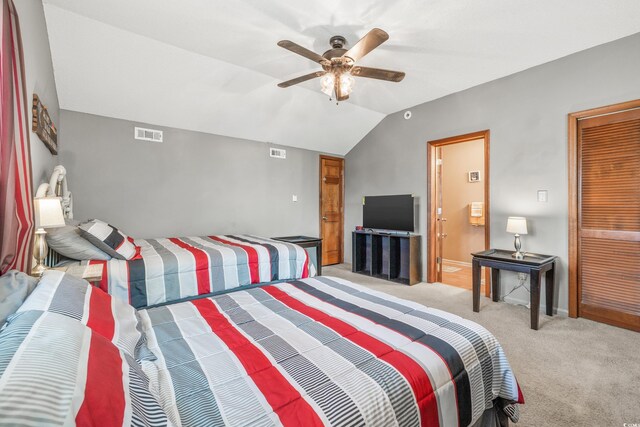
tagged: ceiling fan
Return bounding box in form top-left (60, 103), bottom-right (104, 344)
top-left (277, 28), bottom-right (405, 102)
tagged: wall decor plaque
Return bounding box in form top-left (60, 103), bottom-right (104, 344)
top-left (32, 94), bottom-right (57, 154)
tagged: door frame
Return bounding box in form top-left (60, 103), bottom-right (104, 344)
top-left (427, 130), bottom-right (491, 295)
top-left (567, 99), bottom-right (640, 318)
top-left (319, 155), bottom-right (345, 265)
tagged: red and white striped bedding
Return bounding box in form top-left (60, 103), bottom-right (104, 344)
top-left (139, 276), bottom-right (523, 427)
top-left (0, 310), bottom-right (168, 426)
top-left (88, 235), bottom-right (314, 308)
top-left (16, 269), bottom-right (152, 360)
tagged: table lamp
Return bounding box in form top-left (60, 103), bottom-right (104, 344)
top-left (32, 197), bottom-right (65, 276)
top-left (506, 216), bottom-right (528, 259)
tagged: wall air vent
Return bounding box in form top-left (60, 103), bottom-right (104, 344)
top-left (134, 127), bottom-right (163, 142)
top-left (269, 147), bottom-right (286, 159)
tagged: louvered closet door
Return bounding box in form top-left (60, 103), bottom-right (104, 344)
top-left (578, 108), bottom-right (640, 331)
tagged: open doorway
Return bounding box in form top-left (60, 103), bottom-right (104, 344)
top-left (427, 131), bottom-right (490, 294)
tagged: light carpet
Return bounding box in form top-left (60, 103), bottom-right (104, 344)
top-left (323, 264), bottom-right (640, 427)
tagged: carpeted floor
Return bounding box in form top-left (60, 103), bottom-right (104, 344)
top-left (323, 264), bottom-right (640, 427)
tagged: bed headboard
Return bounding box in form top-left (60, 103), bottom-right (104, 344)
top-left (35, 165), bottom-right (73, 219)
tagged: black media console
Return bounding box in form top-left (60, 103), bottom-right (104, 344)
top-left (352, 230), bottom-right (421, 285)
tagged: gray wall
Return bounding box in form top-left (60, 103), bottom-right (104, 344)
top-left (15, 0), bottom-right (59, 189)
top-left (345, 32), bottom-right (640, 314)
top-left (59, 111), bottom-right (327, 239)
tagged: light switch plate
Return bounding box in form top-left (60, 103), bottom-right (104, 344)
top-left (537, 190), bottom-right (548, 202)
top-left (292, 195), bottom-right (298, 202)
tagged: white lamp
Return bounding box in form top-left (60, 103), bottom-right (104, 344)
top-left (506, 216), bottom-right (528, 259)
top-left (32, 197), bottom-right (65, 275)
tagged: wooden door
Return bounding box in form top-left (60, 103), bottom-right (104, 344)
top-left (577, 108), bottom-right (640, 331)
top-left (320, 156), bottom-right (344, 266)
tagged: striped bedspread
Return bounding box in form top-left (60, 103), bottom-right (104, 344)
top-left (90, 235), bottom-right (313, 308)
top-left (0, 311), bottom-right (168, 426)
top-left (140, 276), bottom-right (523, 427)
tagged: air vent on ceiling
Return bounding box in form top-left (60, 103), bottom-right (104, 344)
top-left (134, 127), bottom-right (163, 142)
top-left (269, 147), bottom-right (286, 159)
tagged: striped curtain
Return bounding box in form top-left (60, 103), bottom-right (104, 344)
top-left (0, 0), bottom-right (34, 275)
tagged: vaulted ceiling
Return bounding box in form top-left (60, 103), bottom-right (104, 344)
top-left (43, 0), bottom-right (640, 155)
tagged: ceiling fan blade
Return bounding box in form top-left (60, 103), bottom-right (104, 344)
top-left (343, 28), bottom-right (389, 62)
top-left (277, 40), bottom-right (329, 65)
top-left (352, 66), bottom-right (405, 82)
top-left (277, 71), bottom-right (325, 88)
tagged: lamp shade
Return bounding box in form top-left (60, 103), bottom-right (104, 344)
top-left (506, 216), bottom-right (528, 235)
top-left (34, 197), bottom-right (65, 229)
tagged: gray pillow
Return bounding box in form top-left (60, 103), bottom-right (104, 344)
top-left (0, 270), bottom-right (38, 325)
top-left (46, 225), bottom-right (112, 261)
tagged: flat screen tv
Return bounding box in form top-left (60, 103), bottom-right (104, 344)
top-left (363, 194), bottom-right (414, 232)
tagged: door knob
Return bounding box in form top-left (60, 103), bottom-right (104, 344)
top-left (322, 216), bottom-right (328, 220)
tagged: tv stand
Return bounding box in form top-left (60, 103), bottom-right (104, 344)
top-left (352, 230), bottom-right (421, 285)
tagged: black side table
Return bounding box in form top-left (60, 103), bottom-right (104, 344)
top-left (272, 236), bottom-right (323, 276)
top-left (471, 249), bottom-right (557, 330)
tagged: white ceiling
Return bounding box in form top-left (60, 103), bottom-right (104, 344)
top-left (43, 0), bottom-right (640, 155)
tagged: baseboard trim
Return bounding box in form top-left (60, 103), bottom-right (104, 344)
top-left (503, 295), bottom-right (568, 317)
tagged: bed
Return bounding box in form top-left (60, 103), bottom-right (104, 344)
top-left (0, 164), bottom-right (522, 426)
top-left (87, 234), bottom-right (314, 308)
top-left (0, 270), bottom-right (523, 426)
top-left (27, 167), bottom-right (315, 309)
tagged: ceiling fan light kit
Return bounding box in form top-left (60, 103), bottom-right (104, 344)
top-left (277, 28), bottom-right (405, 103)
top-left (320, 72), bottom-right (355, 98)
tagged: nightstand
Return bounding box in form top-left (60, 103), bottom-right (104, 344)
top-left (471, 249), bottom-right (557, 330)
top-left (52, 263), bottom-right (103, 287)
top-left (272, 236), bottom-right (323, 276)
